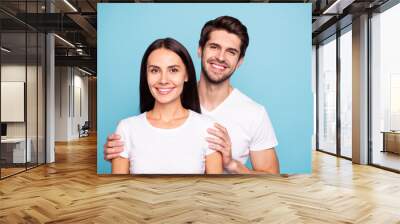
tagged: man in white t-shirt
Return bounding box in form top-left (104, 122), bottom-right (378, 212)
top-left (105, 16), bottom-right (280, 174)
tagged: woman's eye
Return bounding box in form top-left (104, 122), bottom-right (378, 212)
top-left (170, 68), bottom-right (179, 73)
top-left (150, 68), bottom-right (159, 73)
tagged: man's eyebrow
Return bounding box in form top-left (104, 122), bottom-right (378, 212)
top-left (208, 42), bottom-right (220, 47)
top-left (209, 42), bottom-right (239, 53)
top-left (227, 48), bottom-right (240, 53)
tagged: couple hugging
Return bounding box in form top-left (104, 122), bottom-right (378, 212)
top-left (104, 16), bottom-right (279, 174)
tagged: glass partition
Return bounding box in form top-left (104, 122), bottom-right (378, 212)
top-left (0, 1), bottom-right (46, 179)
top-left (1, 30), bottom-right (28, 177)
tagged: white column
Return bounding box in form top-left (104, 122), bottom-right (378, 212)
top-left (312, 45), bottom-right (317, 151)
top-left (352, 14), bottom-right (369, 164)
top-left (46, 1), bottom-right (55, 163)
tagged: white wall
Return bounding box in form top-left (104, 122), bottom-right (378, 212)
top-left (55, 67), bottom-right (89, 141)
top-left (55, 66), bottom-right (69, 141)
top-left (1, 63), bottom-right (46, 164)
top-left (72, 73), bottom-right (89, 138)
top-left (1, 65), bottom-right (41, 138)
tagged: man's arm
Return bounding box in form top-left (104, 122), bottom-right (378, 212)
top-left (249, 148), bottom-right (279, 174)
top-left (207, 123), bottom-right (280, 174)
top-left (229, 106), bottom-right (279, 174)
top-left (224, 148), bottom-right (279, 174)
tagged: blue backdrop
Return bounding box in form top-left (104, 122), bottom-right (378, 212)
top-left (97, 3), bottom-right (312, 174)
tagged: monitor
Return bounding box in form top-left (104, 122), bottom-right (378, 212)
top-left (1, 123), bottom-right (7, 137)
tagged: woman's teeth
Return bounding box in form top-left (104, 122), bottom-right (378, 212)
top-left (157, 88), bottom-right (173, 95)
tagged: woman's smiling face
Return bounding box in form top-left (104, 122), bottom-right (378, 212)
top-left (146, 48), bottom-right (188, 105)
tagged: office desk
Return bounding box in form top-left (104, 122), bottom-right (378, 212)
top-left (382, 131), bottom-right (400, 154)
top-left (1, 138), bottom-right (31, 163)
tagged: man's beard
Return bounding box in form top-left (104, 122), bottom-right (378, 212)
top-left (201, 61), bottom-right (234, 85)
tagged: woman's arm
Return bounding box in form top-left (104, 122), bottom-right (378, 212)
top-left (112, 157), bottom-right (130, 174)
top-left (205, 152), bottom-right (223, 174)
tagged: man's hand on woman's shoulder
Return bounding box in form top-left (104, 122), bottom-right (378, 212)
top-left (103, 134), bottom-right (124, 161)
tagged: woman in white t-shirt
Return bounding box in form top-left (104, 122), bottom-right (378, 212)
top-left (112, 38), bottom-right (223, 174)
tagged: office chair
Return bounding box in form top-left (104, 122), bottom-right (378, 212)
top-left (78, 121), bottom-right (90, 138)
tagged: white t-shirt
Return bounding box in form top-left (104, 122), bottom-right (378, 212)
top-left (115, 110), bottom-right (216, 174)
top-left (201, 88), bottom-right (278, 165)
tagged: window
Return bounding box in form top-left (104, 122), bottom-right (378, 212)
top-left (339, 28), bottom-right (352, 158)
top-left (318, 36), bottom-right (337, 154)
top-left (371, 2), bottom-right (400, 171)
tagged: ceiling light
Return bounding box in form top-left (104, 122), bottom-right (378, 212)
top-left (76, 48), bottom-right (84, 55)
top-left (322, 0), bottom-right (355, 15)
top-left (1, 47), bottom-right (11, 53)
top-left (78, 67), bottom-right (93, 76)
top-left (54, 34), bottom-right (75, 48)
top-left (63, 0), bottom-right (78, 12)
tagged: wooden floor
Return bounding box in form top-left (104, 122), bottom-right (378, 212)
top-left (1, 163), bottom-right (44, 178)
top-left (373, 150), bottom-right (400, 171)
top-left (1, 167), bottom-right (26, 178)
top-left (1, 135), bottom-right (400, 223)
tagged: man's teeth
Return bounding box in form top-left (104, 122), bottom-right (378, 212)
top-left (212, 64), bottom-right (225, 70)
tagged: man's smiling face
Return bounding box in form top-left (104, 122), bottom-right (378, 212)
top-left (198, 29), bottom-right (243, 84)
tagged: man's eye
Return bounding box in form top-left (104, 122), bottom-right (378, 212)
top-left (210, 45), bottom-right (217, 49)
top-left (228, 51), bottom-right (236, 56)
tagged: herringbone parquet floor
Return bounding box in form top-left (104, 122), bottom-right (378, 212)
top-left (1, 134), bottom-right (400, 223)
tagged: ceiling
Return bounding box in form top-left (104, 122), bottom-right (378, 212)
top-left (0, 0), bottom-right (392, 75)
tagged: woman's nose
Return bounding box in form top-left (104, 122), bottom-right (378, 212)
top-left (159, 72), bottom-right (168, 84)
